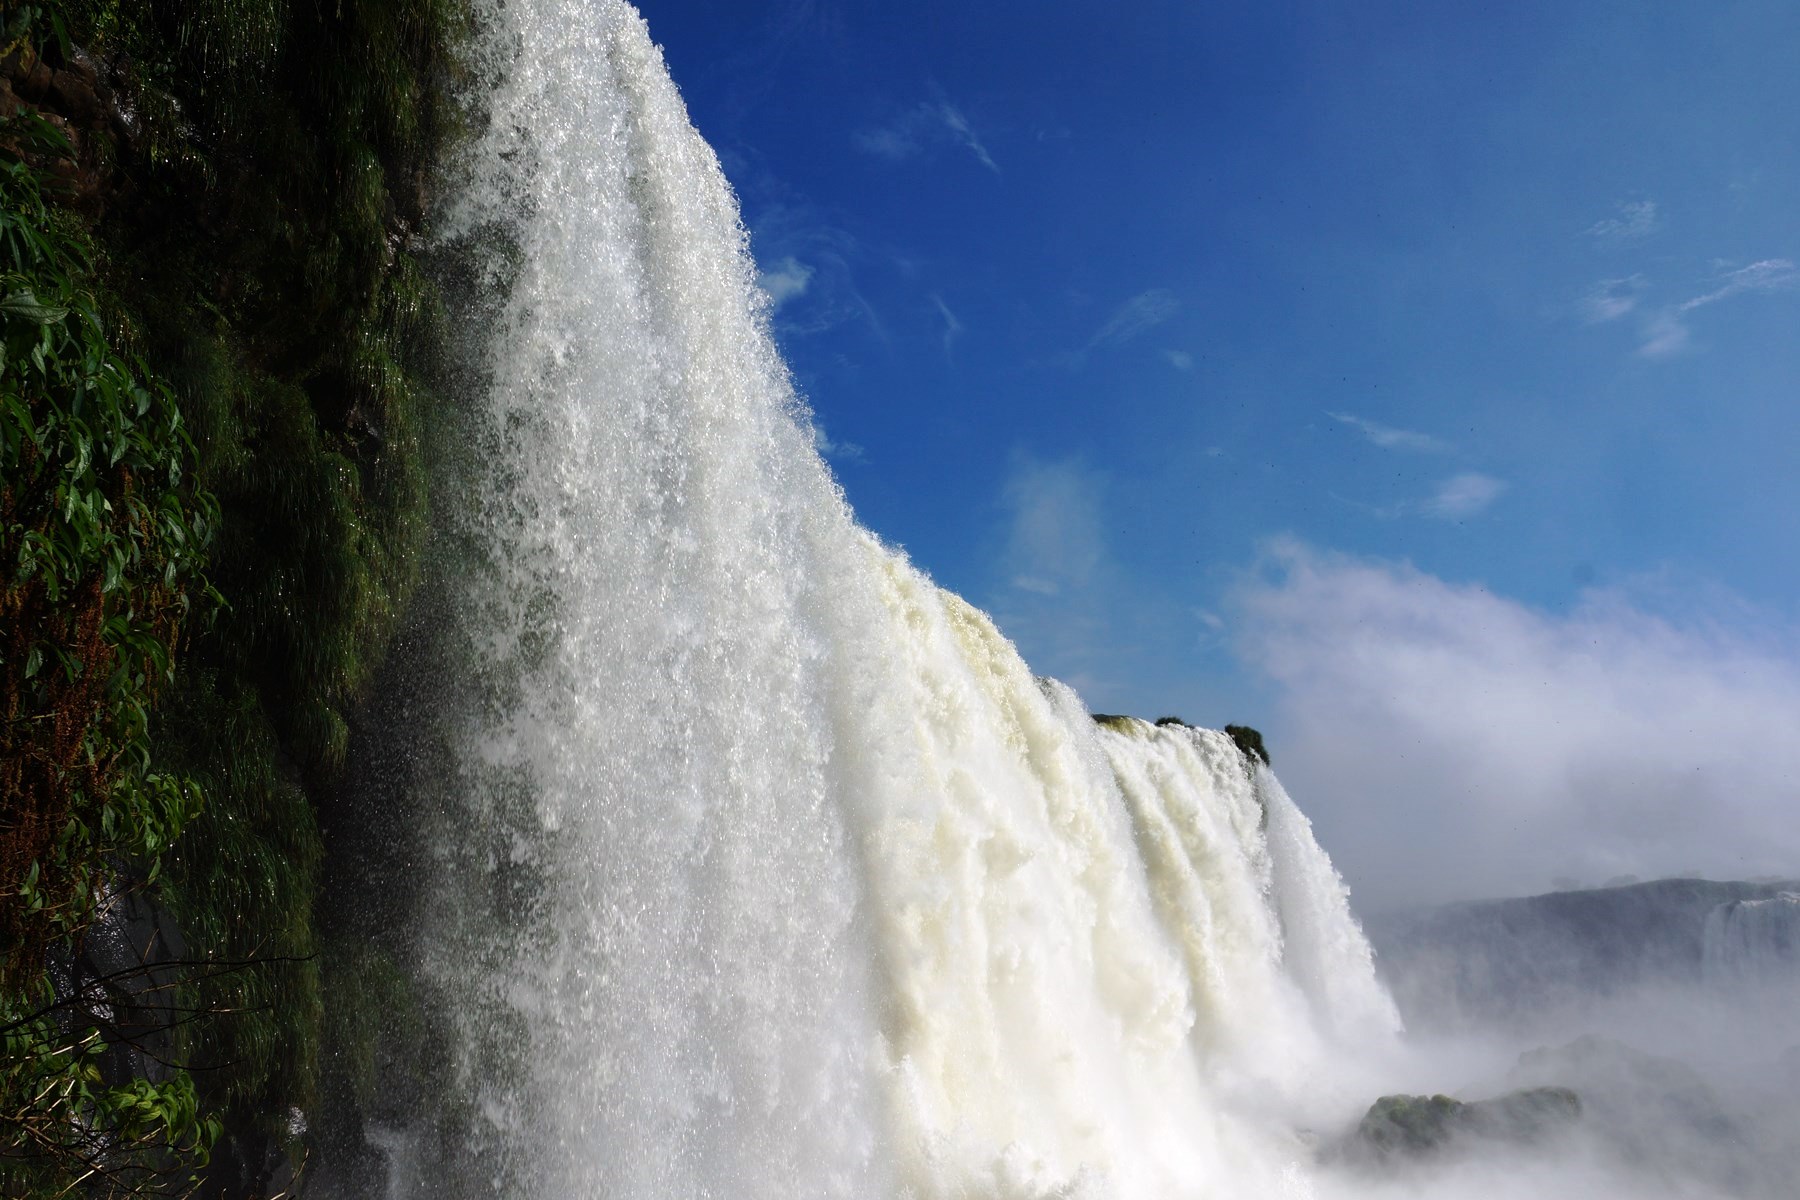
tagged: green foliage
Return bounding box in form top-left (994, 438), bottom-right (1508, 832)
top-left (0, 111), bottom-right (217, 1197)
top-left (1, 0), bottom-right (468, 1186)
top-left (156, 675), bottom-right (321, 1120)
top-left (1, 989), bottom-right (221, 1197)
top-left (1224, 723), bottom-right (1270, 767)
top-left (0, 115), bottom-right (214, 988)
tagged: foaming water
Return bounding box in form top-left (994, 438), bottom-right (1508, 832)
top-left (412, 2), bottom-right (1399, 1196)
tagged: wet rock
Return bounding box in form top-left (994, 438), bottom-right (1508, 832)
top-left (1336, 1086), bottom-right (1582, 1165)
top-left (48, 68), bottom-right (104, 124)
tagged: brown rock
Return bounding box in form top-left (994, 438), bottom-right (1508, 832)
top-left (1, 46), bottom-right (34, 83)
top-left (17, 59), bottom-right (52, 103)
top-left (61, 50), bottom-right (100, 90)
top-left (48, 70), bottom-right (103, 125)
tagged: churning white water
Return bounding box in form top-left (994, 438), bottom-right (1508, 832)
top-left (417, 2), bottom-right (1399, 1196)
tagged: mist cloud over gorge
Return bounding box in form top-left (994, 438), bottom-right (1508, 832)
top-left (1233, 542), bottom-right (1800, 910)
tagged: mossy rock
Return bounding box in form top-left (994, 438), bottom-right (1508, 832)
top-left (1090, 713), bottom-right (1144, 736)
top-left (1224, 723), bottom-right (1270, 767)
top-left (1340, 1087), bottom-right (1582, 1166)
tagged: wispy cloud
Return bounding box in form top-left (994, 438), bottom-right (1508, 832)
top-left (1327, 411), bottom-right (1451, 454)
top-left (811, 422), bottom-right (866, 463)
top-left (1637, 258), bottom-right (1797, 358)
top-left (1579, 275), bottom-right (1646, 324)
top-left (749, 202), bottom-right (888, 341)
top-left (1586, 199), bottom-right (1661, 243)
top-left (1422, 472), bottom-right (1507, 519)
top-left (757, 256), bottom-right (815, 309)
top-left (1346, 472), bottom-right (1508, 521)
top-left (1235, 542), bottom-right (1800, 907)
top-left (1088, 289), bottom-right (1179, 351)
top-left (1677, 257), bottom-right (1797, 311)
top-left (933, 101), bottom-right (999, 174)
top-left (930, 293), bottom-right (964, 357)
top-left (1049, 289), bottom-right (1180, 370)
top-left (855, 94), bottom-right (1000, 174)
top-left (1001, 455), bottom-right (1105, 596)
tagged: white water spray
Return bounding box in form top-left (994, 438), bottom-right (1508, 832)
top-left (415, 2), bottom-right (1398, 1196)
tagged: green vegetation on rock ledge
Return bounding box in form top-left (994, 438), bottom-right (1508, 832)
top-left (1225, 723), bottom-right (1269, 767)
top-left (1, 0), bottom-right (469, 1191)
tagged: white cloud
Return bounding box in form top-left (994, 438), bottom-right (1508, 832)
top-left (855, 95), bottom-right (1000, 174)
top-left (757, 256), bottom-right (815, 308)
top-left (931, 293), bottom-right (964, 356)
top-left (1011, 575), bottom-right (1061, 596)
top-left (1579, 275), bottom-right (1646, 324)
top-left (1002, 455), bottom-right (1104, 592)
top-left (750, 204), bottom-right (887, 340)
top-left (1636, 258), bottom-right (1796, 359)
top-left (1586, 199), bottom-right (1661, 243)
top-left (1636, 310), bottom-right (1691, 359)
top-left (1677, 257), bottom-right (1797, 312)
top-left (932, 101), bottom-right (999, 174)
top-left (1163, 349), bottom-right (1195, 371)
top-left (854, 125), bottom-right (919, 161)
top-left (811, 422), bottom-right (866, 463)
top-left (1328, 411), bottom-right (1451, 454)
top-left (1234, 542), bottom-right (1800, 909)
top-left (1421, 472), bottom-right (1506, 519)
top-left (1088, 288), bottom-right (1179, 351)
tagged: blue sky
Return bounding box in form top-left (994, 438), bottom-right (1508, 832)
top-left (641, 0), bottom-right (1800, 903)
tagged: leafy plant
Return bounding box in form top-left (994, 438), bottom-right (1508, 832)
top-left (0, 109), bottom-right (219, 1197)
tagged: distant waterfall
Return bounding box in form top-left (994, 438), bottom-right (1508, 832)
top-left (1703, 893), bottom-right (1800, 984)
top-left (412, 2), bottom-right (1398, 1196)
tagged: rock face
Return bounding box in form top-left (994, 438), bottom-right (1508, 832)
top-left (0, 43), bottom-right (127, 217)
top-left (1336, 1087), bottom-right (1581, 1166)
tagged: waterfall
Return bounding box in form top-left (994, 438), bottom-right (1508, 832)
top-left (408, 2), bottom-right (1398, 1196)
top-left (1702, 893), bottom-right (1800, 985)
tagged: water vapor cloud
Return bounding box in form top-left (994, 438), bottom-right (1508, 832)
top-left (1638, 258), bottom-right (1797, 359)
top-left (757, 255), bottom-right (815, 308)
top-left (855, 93), bottom-right (1000, 174)
top-left (1328, 411), bottom-right (1451, 454)
top-left (1235, 542), bottom-right (1800, 910)
top-left (1586, 199), bottom-right (1661, 244)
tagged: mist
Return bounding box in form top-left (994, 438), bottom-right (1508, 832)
top-left (1233, 539), bottom-right (1800, 911)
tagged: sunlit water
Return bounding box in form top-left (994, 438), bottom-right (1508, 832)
top-left (388, 3), bottom-right (1768, 1198)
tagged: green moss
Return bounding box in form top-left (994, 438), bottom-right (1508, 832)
top-left (1224, 723), bottom-right (1270, 767)
top-left (0, 0), bottom-right (471, 1175)
top-left (1090, 713), bottom-right (1147, 736)
top-left (1344, 1087), bottom-right (1582, 1164)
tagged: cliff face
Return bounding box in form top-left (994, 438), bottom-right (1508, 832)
top-left (1367, 877), bottom-right (1800, 1031)
top-left (0, 4), bottom-right (466, 1193)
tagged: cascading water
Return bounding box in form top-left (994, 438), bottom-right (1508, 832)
top-left (408, 2), bottom-right (1399, 1196)
top-left (1702, 893), bottom-right (1800, 985)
